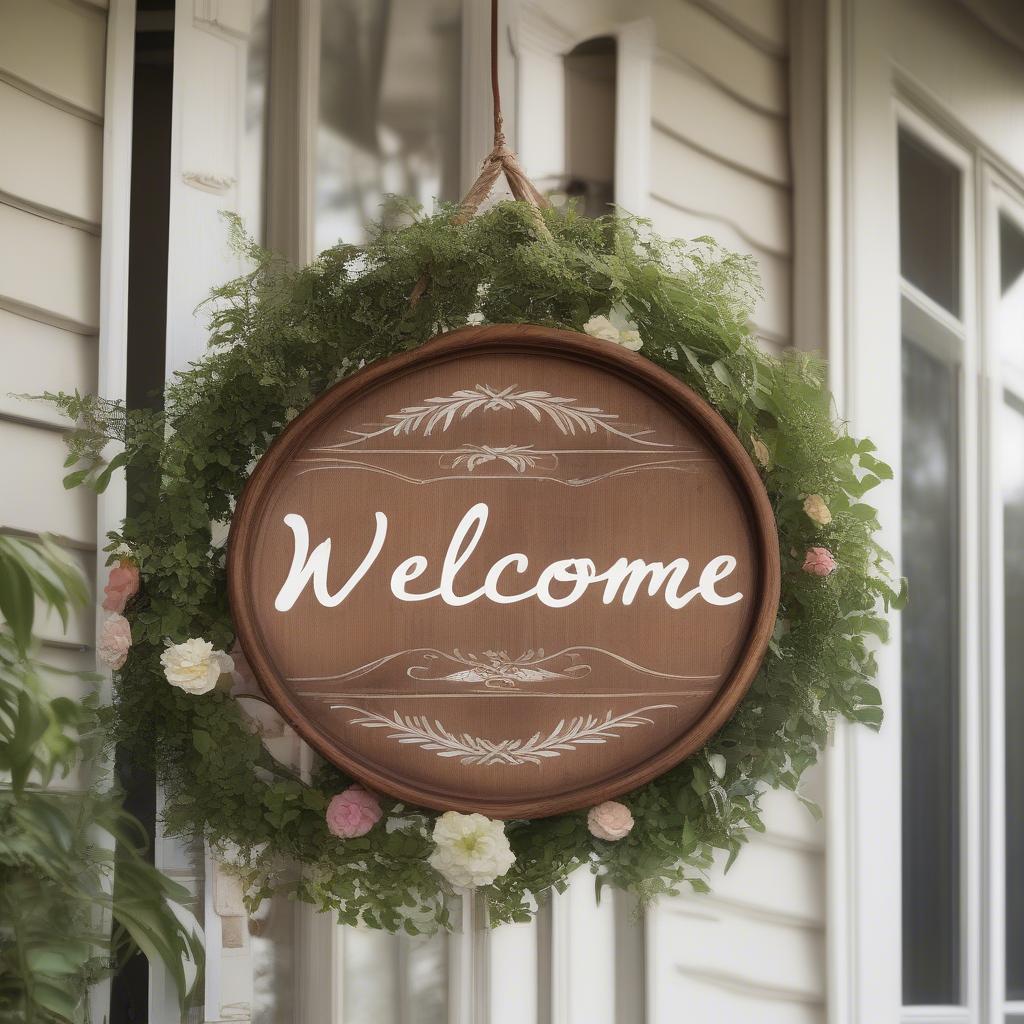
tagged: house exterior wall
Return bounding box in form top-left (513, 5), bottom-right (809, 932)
top-left (0, 0), bottom-right (108, 754)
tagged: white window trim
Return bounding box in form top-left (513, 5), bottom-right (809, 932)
top-left (894, 96), bottom-right (982, 1024)
top-left (824, 4), bottom-right (904, 1022)
top-left (981, 170), bottom-right (1024, 1024)
top-left (92, 0), bottom-right (139, 1020)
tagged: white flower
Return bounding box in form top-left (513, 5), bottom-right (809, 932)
top-left (583, 314), bottom-right (643, 351)
top-left (583, 314), bottom-right (620, 343)
top-left (708, 753), bottom-right (727, 779)
top-left (428, 811), bottom-right (515, 888)
top-left (161, 638), bottom-right (233, 695)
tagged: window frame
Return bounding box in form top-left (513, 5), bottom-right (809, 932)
top-left (893, 97), bottom-right (1024, 1024)
top-left (981, 170), bottom-right (1024, 1024)
top-left (895, 100), bottom-right (981, 1024)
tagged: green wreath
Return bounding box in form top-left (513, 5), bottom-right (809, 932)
top-left (48, 201), bottom-right (904, 932)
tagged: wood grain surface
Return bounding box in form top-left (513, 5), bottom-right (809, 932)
top-left (227, 325), bottom-right (780, 817)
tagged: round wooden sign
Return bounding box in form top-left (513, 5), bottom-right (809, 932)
top-left (228, 325), bottom-right (779, 818)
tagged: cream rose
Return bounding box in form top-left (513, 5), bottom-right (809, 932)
top-left (587, 800), bottom-right (634, 841)
top-left (803, 493), bottom-right (832, 526)
top-left (583, 314), bottom-right (643, 351)
top-left (428, 811), bottom-right (515, 888)
top-left (161, 638), bottom-right (234, 695)
top-left (583, 314), bottom-right (619, 342)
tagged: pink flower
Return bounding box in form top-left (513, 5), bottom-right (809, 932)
top-left (802, 546), bottom-right (837, 577)
top-left (102, 560), bottom-right (140, 613)
top-left (98, 613), bottom-right (132, 670)
top-left (325, 785), bottom-right (382, 839)
top-left (587, 800), bottom-right (634, 841)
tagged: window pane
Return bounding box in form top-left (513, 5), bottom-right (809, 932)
top-left (316, 0), bottom-right (462, 252)
top-left (1005, 400), bottom-right (1024, 1000)
top-left (564, 37), bottom-right (616, 217)
top-left (901, 339), bottom-right (961, 1004)
top-left (999, 215), bottom-right (1024, 370)
top-left (898, 130), bottom-right (962, 316)
top-left (343, 927), bottom-right (448, 1024)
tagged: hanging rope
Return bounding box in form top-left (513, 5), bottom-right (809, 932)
top-left (410, 0), bottom-right (550, 306)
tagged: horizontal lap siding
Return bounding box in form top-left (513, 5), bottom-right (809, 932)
top-left (647, 0), bottom-right (792, 352)
top-left (650, 783), bottom-right (828, 1024)
top-left (0, 205), bottom-right (101, 330)
top-left (0, 81), bottom-right (103, 226)
top-left (645, 3), bottom-right (825, 1021)
top-left (0, 1), bottom-right (106, 663)
top-left (0, 0), bottom-right (106, 118)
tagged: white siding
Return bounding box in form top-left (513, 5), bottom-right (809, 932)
top-left (0, 3), bottom-right (107, 685)
top-left (646, 3), bottom-right (792, 351)
top-left (0, 0), bottom-right (107, 118)
top-left (641, 7), bottom-right (826, 1021)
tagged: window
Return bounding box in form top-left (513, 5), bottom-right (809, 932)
top-left (562, 37), bottom-right (616, 216)
top-left (999, 209), bottom-right (1024, 1015)
top-left (899, 131), bottom-right (962, 316)
top-left (896, 111), bottom-right (1024, 1024)
top-left (898, 124), bottom-right (965, 1007)
top-left (313, 4), bottom-right (463, 1016)
top-left (316, 0), bottom-right (462, 252)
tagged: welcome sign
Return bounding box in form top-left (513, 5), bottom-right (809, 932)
top-left (228, 325), bottom-right (780, 817)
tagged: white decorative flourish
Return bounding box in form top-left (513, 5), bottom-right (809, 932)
top-left (294, 457), bottom-right (707, 487)
top-left (408, 649), bottom-right (589, 689)
top-left (289, 645), bottom-right (709, 686)
top-left (333, 704), bottom-right (676, 766)
top-left (441, 444), bottom-right (551, 473)
top-left (318, 384), bottom-right (670, 448)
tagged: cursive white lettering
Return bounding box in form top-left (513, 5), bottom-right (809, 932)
top-left (275, 505), bottom-right (744, 612)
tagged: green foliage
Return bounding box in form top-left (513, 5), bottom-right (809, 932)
top-left (0, 536), bottom-right (202, 1022)
top-left (44, 202), bottom-right (904, 932)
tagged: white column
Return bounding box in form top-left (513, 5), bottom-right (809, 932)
top-left (89, 0), bottom-right (136, 1020)
top-left (613, 18), bottom-right (654, 218)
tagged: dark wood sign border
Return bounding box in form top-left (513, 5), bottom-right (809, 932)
top-left (227, 324), bottom-right (781, 818)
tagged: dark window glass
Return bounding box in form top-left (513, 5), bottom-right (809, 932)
top-left (1002, 217), bottom-right (1024, 1002)
top-left (901, 339), bottom-right (961, 1004)
top-left (898, 130), bottom-right (962, 316)
top-left (1000, 215), bottom-right (1024, 370)
top-left (1004, 400), bottom-right (1024, 999)
top-left (564, 37), bottom-right (616, 217)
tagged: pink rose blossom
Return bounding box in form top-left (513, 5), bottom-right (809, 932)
top-left (102, 560), bottom-right (140, 613)
top-left (587, 800), bottom-right (634, 841)
top-left (98, 613), bottom-right (132, 670)
top-left (802, 546), bottom-right (837, 577)
top-left (326, 785), bottom-right (383, 839)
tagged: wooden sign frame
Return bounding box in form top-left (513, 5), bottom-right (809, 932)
top-left (228, 324), bottom-right (780, 817)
